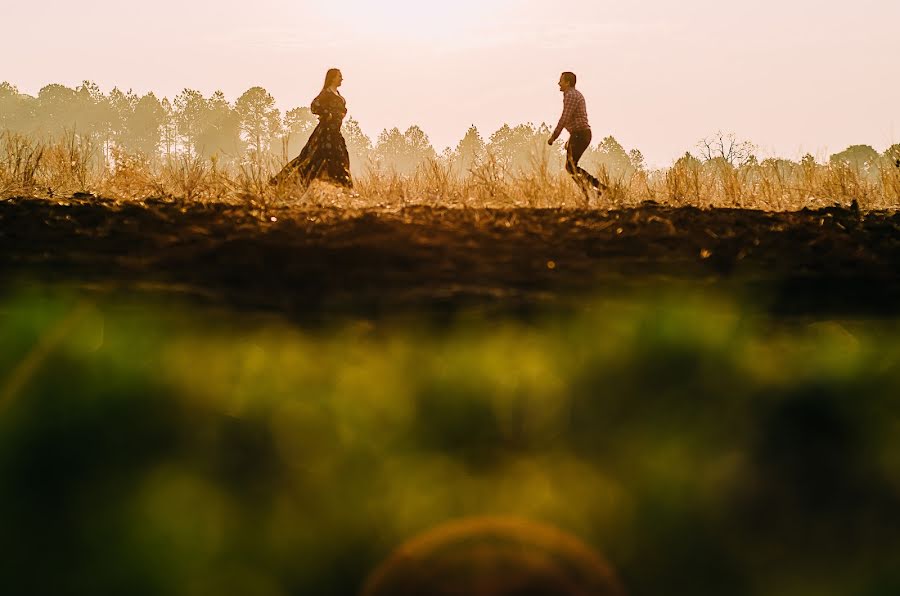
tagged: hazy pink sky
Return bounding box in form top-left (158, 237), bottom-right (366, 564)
top-left (5, 0), bottom-right (899, 165)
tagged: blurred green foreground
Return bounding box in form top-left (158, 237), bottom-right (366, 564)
top-left (1, 289), bottom-right (899, 596)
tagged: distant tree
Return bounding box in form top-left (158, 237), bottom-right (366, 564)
top-left (197, 90), bottom-right (242, 160)
top-left (342, 116), bottom-right (373, 175)
top-left (160, 97), bottom-right (177, 157)
top-left (0, 82), bottom-right (34, 132)
top-left (582, 136), bottom-right (634, 178)
top-left (73, 81), bottom-right (114, 144)
top-left (455, 125), bottom-right (486, 173)
top-left (173, 89), bottom-right (207, 156)
top-left (37, 84), bottom-right (78, 137)
top-left (596, 136), bottom-right (629, 160)
top-left (698, 131), bottom-right (756, 167)
top-left (0, 82), bottom-right (18, 103)
top-left (674, 151), bottom-right (702, 169)
top-left (235, 86), bottom-right (281, 157)
top-left (374, 125), bottom-right (435, 175)
top-left (487, 123), bottom-right (555, 172)
top-left (628, 148), bottom-right (645, 171)
top-left (829, 144), bottom-right (879, 170)
top-left (107, 87), bottom-right (137, 152)
top-left (172, 90), bottom-right (243, 159)
top-left (124, 93), bottom-right (166, 157)
top-left (404, 125), bottom-right (436, 162)
top-left (375, 127), bottom-right (404, 152)
top-left (374, 127), bottom-right (407, 173)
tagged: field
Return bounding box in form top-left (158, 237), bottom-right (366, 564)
top-left (3, 190), bottom-right (900, 595)
top-left (1, 195), bottom-right (900, 318)
top-left (2, 129), bottom-right (900, 596)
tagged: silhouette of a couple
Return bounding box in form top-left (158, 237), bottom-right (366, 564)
top-left (273, 69), bottom-right (606, 199)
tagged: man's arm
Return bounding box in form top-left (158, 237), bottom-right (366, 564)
top-left (548, 91), bottom-right (574, 144)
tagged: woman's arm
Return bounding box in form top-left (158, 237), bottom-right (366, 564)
top-left (311, 92), bottom-right (346, 120)
top-left (311, 94), bottom-right (326, 117)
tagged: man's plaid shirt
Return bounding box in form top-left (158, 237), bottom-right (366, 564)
top-left (550, 88), bottom-right (591, 142)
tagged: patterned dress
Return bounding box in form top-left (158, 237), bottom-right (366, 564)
top-left (273, 90), bottom-right (353, 188)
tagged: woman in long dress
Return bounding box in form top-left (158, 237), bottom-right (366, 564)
top-left (272, 68), bottom-right (353, 188)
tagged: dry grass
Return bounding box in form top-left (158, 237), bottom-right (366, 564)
top-left (44, 130), bottom-right (102, 195)
top-left (0, 133), bottom-right (44, 196)
top-left (2, 131), bottom-right (898, 211)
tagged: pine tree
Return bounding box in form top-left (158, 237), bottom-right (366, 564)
top-left (127, 93), bottom-right (166, 157)
top-left (342, 117), bottom-right (372, 174)
top-left (173, 89), bottom-right (207, 156)
top-left (455, 125), bottom-right (485, 172)
top-left (160, 98), bottom-right (176, 157)
top-left (37, 84), bottom-right (78, 137)
top-left (197, 91), bottom-right (242, 160)
top-left (0, 82), bottom-right (35, 133)
top-left (235, 86), bottom-right (281, 158)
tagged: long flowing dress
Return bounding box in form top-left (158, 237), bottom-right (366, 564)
top-left (272, 90), bottom-right (353, 188)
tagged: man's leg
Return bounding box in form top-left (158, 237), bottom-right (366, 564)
top-left (566, 130), bottom-right (604, 193)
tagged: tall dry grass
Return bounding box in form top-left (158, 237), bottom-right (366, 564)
top-left (2, 131), bottom-right (898, 211)
top-left (0, 133), bottom-right (44, 196)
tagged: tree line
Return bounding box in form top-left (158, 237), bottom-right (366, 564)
top-left (0, 81), bottom-right (651, 177)
top-left (2, 81), bottom-right (896, 179)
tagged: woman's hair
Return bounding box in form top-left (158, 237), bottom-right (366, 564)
top-left (322, 68), bottom-right (342, 91)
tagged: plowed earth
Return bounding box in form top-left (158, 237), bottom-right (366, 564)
top-left (1, 197), bottom-right (898, 319)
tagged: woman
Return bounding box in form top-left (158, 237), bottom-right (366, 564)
top-left (272, 68), bottom-right (353, 188)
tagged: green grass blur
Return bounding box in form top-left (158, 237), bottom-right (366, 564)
top-left (1, 289), bottom-right (899, 596)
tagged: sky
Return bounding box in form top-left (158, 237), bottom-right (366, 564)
top-left (3, 0), bottom-right (899, 166)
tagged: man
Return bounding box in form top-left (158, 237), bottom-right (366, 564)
top-left (548, 72), bottom-right (605, 198)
